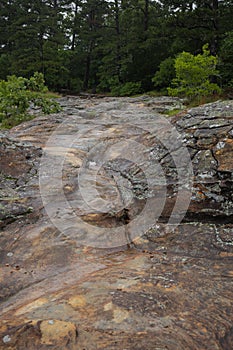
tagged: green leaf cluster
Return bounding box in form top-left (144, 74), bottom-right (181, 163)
top-left (110, 81), bottom-right (142, 96)
top-left (168, 45), bottom-right (221, 101)
top-left (152, 57), bottom-right (176, 90)
top-left (0, 73), bottom-right (61, 128)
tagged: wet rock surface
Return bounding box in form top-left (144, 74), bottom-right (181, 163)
top-left (0, 96), bottom-right (233, 349)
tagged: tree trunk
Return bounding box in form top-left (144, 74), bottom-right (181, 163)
top-left (144, 0), bottom-right (149, 32)
top-left (83, 41), bottom-right (94, 90)
top-left (115, 0), bottom-right (122, 82)
top-left (210, 0), bottom-right (219, 56)
top-left (71, 2), bottom-right (79, 51)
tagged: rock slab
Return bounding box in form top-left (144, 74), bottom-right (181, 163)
top-left (0, 96), bottom-right (232, 349)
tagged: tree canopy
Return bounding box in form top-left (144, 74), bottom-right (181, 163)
top-left (0, 0), bottom-right (233, 94)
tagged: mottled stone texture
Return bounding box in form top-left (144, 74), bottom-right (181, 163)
top-left (0, 134), bottom-right (42, 228)
top-left (0, 96), bottom-right (232, 350)
top-left (173, 101), bottom-right (233, 221)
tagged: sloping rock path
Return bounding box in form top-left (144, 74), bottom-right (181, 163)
top-left (0, 96), bottom-right (233, 349)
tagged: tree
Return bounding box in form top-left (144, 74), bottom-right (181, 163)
top-left (0, 0), bottom-right (67, 89)
top-left (97, 0), bottom-right (167, 92)
top-left (0, 0), bottom-right (233, 93)
top-left (96, 0), bottom-right (130, 92)
top-left (219, 30), bottom-right (233, 87)
top-left (159, 0), bottom-right (233, 56)
top-left (168, 44), bottom-right (221, 100)
top-left (79, 0), bottom-right (108, 90)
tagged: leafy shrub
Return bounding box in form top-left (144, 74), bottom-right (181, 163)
top-left (97, 75), bottom-right (141, 96)
top-left (152, 57), bottom-right (175, 89)
top-left (108, 76), bottom-right (121, 96)
top-left (109, 80), bottom-right (141, 96)
top-left (0, 73), bottom-right (61, 128)
top-left (26, 72), bottom-right (48, 92)
top-left (168, 44), bottom-right (221, 101)
top-left (118, 82), bottom-right (142, 96)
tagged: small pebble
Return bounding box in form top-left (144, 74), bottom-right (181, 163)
top-left (48, 320), bottom-right (54, 325)
top-left (7, 252), bottom-right (13, 257)
top-left (3, 335), bottom-right (11, 343)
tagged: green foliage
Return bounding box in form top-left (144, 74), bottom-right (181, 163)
top-left (168, 45), bottom-right (221, 101)
top-left (219, 31), bottom-right (233, 88)
top-left (97, 76), bottom-right (119, 94)
top-left (1, 1), bottom-right (233, 93)
top-left (118, 82), bottom-right (142, 96)
top-left (110, 81), bottom-right (142, 97)
top-left (0, 73), bottom-right (61, 128)
top-left (97, 75), bottom-right (142, 96)
top-left (26, 72), bottom-right (48, 93)
top-left (0, 54), bottom-right (10, 80)
top-left (152, 57), bottom-right (175, 89)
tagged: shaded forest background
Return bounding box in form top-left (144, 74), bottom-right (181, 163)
top-left (1, 0), bottom-right (233, 94)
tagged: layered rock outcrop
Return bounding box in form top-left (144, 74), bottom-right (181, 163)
top-left (0, 96), bottom-right (232, 350)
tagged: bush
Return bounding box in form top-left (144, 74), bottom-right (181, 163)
top-left (0, 73), bottom-right (61, 128)
top-left (168, 44), bottom-right (221, 102)
top-left (97, 75), bottom-right (142, 96)
top-left (26, 71), bottom-right (48, 92)
top-left (118, 82), bottom-right (142, 96)
top-left (152, 57), bottom-right (176, 90)
top-left (109, 80), bottom-right (141, 96)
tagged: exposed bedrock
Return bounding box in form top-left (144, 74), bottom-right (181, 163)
top-left (0, 96), bottom-right (232, 350)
